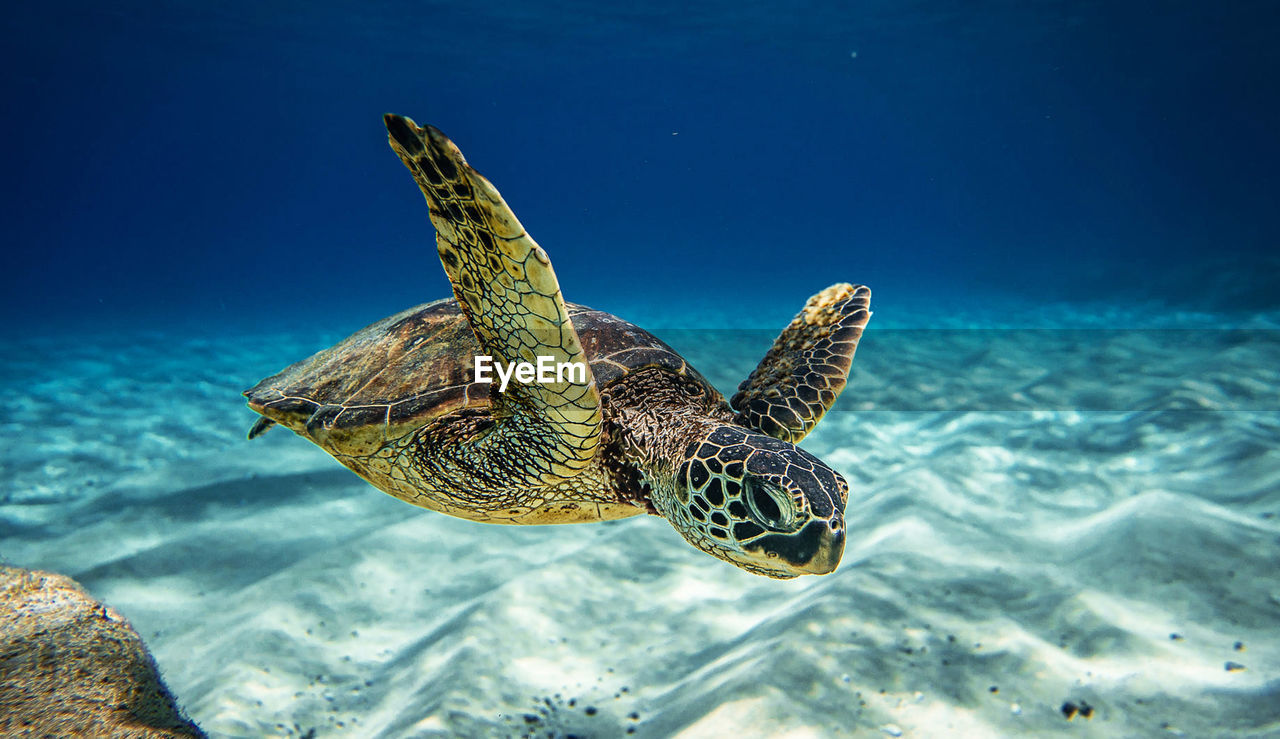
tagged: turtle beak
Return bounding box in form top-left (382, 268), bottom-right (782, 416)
top-left (745, 519), bottom-right (845, 575)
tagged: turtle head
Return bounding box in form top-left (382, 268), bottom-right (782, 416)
top-left (662, 424), bottom-right (849, 578)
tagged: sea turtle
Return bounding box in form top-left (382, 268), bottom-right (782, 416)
top-left (244, 114), bottom-right (871, 578)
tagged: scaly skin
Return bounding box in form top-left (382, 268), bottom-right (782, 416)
top-left (385, 114), bottom-right (601, 487)
top-left (732, 283), bottom-right (872, 443)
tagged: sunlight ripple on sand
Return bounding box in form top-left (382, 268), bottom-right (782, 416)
top-left (1, 305), bottom-right (1277, 736)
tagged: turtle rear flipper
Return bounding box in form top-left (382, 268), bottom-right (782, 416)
top-left (731, 284), bottom-right (871, 443)
top-left (384, 114), bottom-right (601, 486)
top-left (247, 416), bottom-right (276, 439)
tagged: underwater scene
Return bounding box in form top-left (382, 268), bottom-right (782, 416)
top-left (2, 1), bottom-right (1278, 737)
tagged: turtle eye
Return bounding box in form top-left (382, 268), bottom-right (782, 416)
top-left (745, 476), bottom-right (798, 532)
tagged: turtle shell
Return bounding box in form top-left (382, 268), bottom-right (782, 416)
top-left (244, 299), bottom-right (719, 456)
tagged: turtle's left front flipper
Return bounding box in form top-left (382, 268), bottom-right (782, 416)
top-left (731, 284), bottom-right (871, 443)
top-left (384, 114), bottom-right (601, 488)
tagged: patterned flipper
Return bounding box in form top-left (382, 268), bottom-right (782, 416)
top-left (731, 284), bottom-right (871, 443)
top-left (385, 114), bottom-right (601, 484)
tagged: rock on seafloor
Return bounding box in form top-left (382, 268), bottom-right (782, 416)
top-left (0, 566), bottom-right (205, 738)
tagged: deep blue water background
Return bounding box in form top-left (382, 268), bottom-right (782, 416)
top-left (4, 1), bottom-right (1279, 334)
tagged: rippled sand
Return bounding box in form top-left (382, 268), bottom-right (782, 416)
top-left (2, 300), bottom-right (1277, 737)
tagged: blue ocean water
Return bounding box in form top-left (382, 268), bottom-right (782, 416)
top-left (4, 1), bottom-right (1279, 333)
top-left (3, 3), bottom-right (1280, 737)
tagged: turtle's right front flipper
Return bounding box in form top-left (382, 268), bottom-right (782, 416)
top-left (384, 114), bottom-right (601, 490)
top-left (731, 283), bottom-right (871, 443)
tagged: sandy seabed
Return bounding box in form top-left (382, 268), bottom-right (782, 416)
top-left (2, 299), bottom-right (1278, 738)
